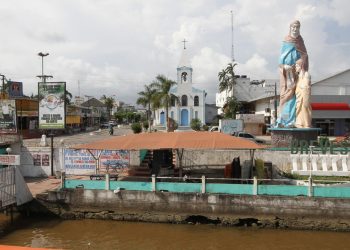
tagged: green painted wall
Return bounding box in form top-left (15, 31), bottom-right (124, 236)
top-left (258, 185), bottom-right (308, 196)
top-left (64, 179), bottom-right (350, 199)
top-left (206, 183), bottom-right (253, 195)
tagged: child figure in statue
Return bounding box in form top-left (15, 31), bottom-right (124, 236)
top-left (295, 61), bottom-right (312, 128)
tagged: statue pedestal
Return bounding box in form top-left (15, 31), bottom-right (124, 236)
top-left (268, 128), bottom-right (321, 148)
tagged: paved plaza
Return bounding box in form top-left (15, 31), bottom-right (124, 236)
top-left (22, 127), bottom-right (133, 147)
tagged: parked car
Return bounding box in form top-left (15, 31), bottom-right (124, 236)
top-left (100, 122), bottom-right (110, 129)
top-left (109, 120), bottom-right (118, 127)
top-left (234, 132), bottom-right (265, 144)
top-left (209, 126), bottom-right (220, 132)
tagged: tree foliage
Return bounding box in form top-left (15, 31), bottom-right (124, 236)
top-left (218, 62), bottom-right (238, 93)
top-left (150, 74), bottom-right (177, 131)
top-left (137, 84), bottom-right (157, 132)
top-left (222, 96), bottom-right (241, 119)
top-left (100, 95), bottom-right (115, 120)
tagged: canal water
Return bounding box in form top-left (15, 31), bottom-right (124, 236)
top-left (0, 215), bottom-right (349, 250)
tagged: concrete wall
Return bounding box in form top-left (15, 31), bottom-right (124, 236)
top-left (180, 149), bottom-right (292, 173)
top-left (40, 189), bottom-right (350, 222)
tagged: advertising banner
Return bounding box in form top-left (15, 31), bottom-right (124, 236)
top-left (99, 150), bottom-right (130, 172)
top-left (63, 149), bottom-right (130, 175)
top-left (8, 81), bottom-right (23, 98)
top-left (0, 99), bottom-right (17, 133)
top-left (38, 82), bottom-right (66, 129)
top-left (64, 149), bottom-right (98, 175)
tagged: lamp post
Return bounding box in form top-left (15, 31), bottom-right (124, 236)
top-left (6, 147), bottom-right (12, 168)
top-left (37, 52), bottom-right (54, 176)
top-left (37, 52), bottom-right (52, 83)
top-left (59, 139), bottom-right (65, 175)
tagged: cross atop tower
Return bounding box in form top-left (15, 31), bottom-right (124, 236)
top-left (182, 39), bottom-right (188, 50)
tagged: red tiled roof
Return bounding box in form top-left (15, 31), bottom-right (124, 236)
top-left (71, 131), bottom-right (265, 151)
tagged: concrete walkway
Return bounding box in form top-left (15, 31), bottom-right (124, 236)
top-left (25, 177), bottom-right (62, 197)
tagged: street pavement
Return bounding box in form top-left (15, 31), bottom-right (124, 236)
top-left (23, 127), bottom-right (133, 147)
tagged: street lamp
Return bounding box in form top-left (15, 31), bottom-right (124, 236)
top-left (6, 147), bottom-right (12, 167)
top-left (37, 52), bottom-right (52, 83)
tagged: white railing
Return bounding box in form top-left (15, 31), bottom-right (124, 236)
top-left (291, 153), bottom-right (350, 176)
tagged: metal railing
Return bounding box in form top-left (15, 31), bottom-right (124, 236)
top-left (0, 166), bottom-right (16, 209)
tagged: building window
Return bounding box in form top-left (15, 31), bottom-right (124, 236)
top-left (171, 96), bottom-right (176, 107)
top-left (170, 111), bottom-right (174, 119)
top-left (195, 111), bottom-right (198, 119)
top-left (181, 95), bottom-right (188, 106)
top-left (194, 96), bottom-right (199, 106)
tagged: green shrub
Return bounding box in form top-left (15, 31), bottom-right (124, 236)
top-left (143, 121), bottom-right (149, 130)
top-left (190, 118), bottom-right (201, 131)
top-left (131, 123), bottom-right (142, 134)
top-left (202, 124), bottom-right (209, 131)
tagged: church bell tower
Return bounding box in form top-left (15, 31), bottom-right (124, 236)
top-left (177, 39), bottom-right (193, 85)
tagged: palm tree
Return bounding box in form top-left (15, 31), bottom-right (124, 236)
top-left (137, 84), bottom-right (157, 132)
top-left (65, 89), bottom-right (73, 105)
top-left (218, 62), bottom-right (238, 93)
top-left (218, 62), bottom-right (240, 118)
top-left (150, 74), bottom-right (177, 132)
top-left (100, 95), bottom-right (115, 121)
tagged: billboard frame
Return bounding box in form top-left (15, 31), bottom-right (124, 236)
top-left (38, 82), bottom-right (66, 130)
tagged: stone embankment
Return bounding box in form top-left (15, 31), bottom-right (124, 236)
top-left (23, 189), bottom-right (350, 232)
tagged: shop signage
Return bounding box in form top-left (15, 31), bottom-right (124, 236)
top-left (0, 155), bottom-right (20, 165)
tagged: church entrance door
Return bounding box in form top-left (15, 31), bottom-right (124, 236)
top-left (160, 111), bottom-right (165, 125)
top-left (181, 109), bottom-right (189, 126)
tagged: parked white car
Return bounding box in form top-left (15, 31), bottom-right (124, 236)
top-left (234, 132), bottom-right (265, 144)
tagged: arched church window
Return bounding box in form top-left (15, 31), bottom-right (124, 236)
top-left (171, 96), bottom-right (176, 107)
top-left (194, 96), bottom-right (199, 106)
top-left (181, 95), bottom-right (188, 107)
top-left (181, 72), bottom-right (187, 83)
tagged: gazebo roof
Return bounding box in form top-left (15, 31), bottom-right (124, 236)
top-left (71, 131), bottom-right (265, 151)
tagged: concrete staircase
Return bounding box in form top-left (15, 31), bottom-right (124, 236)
top-left (127, 150), bottom-right (153, 177)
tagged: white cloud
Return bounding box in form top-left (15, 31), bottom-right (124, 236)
top-left (0, 0), bottom-right (349, 104)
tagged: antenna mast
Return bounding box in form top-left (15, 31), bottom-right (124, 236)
top-left (78, 80), bottom-right (80, 97)
top-left (231, 10), bottom-right (235, 62)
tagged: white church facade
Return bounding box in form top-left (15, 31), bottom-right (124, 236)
top-left (154, 47), bottom-right (206, 129)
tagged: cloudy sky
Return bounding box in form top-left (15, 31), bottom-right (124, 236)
top-left (1, 0), bottom-right (349, 104)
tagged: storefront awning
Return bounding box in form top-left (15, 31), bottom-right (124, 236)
top-left (311, 103), bottom-right (350, 110)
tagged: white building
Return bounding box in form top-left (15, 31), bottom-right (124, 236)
top-left (311, 69), bottom-right (350, 135)
top-left (154, 47), bottom-right (206, 129)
